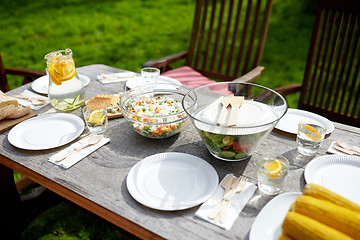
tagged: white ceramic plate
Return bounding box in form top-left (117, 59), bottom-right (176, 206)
top-left (275, 108), bottom-right (334, 134)
top-left (250, 192), bottom-right (301, 240)
top-left (305, 155), bottom-right (360, 205)
top-left (126, 76), bottom-right (182, 90)
top-left (31, 74), bottom-right (91, 95)
top-left (8, 113), bottom-right (84, 150)
top-left (127, 152), bottom-right (219, 211)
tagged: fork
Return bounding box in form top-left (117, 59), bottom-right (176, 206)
top-left (209, 176), bottom-right (248, 223)
top-left (55, 135), bottom-right (103, 162)
top-left (208, 174), bottom-right (234, 221)
top-left (335, 140), bottom-right (360, 155)
top-left (219, 176), bottom-right (248, 223)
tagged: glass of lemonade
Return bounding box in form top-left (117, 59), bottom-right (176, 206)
top-left (257, 155), bottom-right (289, 195)
top-left (296, 123), bottom-right (326, 156)
top-left (45, 48), bottom-right (85, 111)
top-left (83, 103), bottom-right (108, 134)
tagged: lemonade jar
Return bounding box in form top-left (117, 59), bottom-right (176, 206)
top-left (45, 48), bottom-right (85, 111)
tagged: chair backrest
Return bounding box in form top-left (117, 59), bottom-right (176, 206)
top-left (299, 0), bottom-right (360, 127)
top-left (0, 54), bottom-right (10, 92)
top-left (185, 0), bottom-right (273, 81)
top-left (0, 53), bottom-right (45, 92)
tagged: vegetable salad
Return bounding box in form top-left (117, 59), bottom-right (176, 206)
top-left (125, 95), bottom-right (187, 138)
top-left (199, 130), bottom-right (267, 160)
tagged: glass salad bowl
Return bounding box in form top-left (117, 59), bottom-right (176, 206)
top-left (182, 82), bottom-right (288, 161)
top-left (120, 84), bottom-right (189, 139)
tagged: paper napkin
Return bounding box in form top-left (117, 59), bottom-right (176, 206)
top-left (195, 174), bottom-right (257, 230)
top-left (48, 135), bottom-right (110, 169)
top-left (96, 71), bottom-right (137, 84)
top-left (15, 90), bottom-right (49, 110)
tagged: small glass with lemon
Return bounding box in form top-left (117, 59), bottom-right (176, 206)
top-left (257, 155), bottom-right (289, 195)
top-left (297, 123), bottom-right (326, 156)
top-left (83, 103), bottom-right (108, 134)
top-left (45, 48), bottom-right (85, 111)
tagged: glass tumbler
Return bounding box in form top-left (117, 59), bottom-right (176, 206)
top-left (83, 103), bottom-right (108, 134)
top-left (296, 122), bottom-right (326, 156)
top-left (141, 67), bottom-right (160, 87)
top-left (257, 155), bottom-right (289, 195)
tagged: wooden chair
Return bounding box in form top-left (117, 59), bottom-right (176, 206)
top-left (0, 53), bottom-right (46, 199)
top-left (0, 53), bottom-right (45, 92)
top-left (275, 0), bottom-right (360, 127)
top-left (143, 0), bottom-right (273, 87)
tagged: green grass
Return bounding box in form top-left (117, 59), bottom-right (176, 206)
top-left (22, 201), bottom-right (136, 240)
top-left (0, 0), bottom-right (316, 238)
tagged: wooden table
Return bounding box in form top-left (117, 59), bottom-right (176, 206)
top-left (0, 64), bottom-right (359, 239)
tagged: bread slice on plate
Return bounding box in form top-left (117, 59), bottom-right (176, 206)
top-left (86, 94), bottom-right (122, 119)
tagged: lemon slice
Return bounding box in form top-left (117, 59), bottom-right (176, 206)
top-left (87, 110), bottom-right (105, 125)
top-left (302, 124), bottom-right (322, 142)
top-left (264, 159), bottom-right (283, 179)
top-left (48, 56), bottom-right (76, 85)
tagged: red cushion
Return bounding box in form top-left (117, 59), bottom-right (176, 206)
top-left (161, 66), bottom-right (216, 88)
top-left (161, 66), bottom-right (231, 94)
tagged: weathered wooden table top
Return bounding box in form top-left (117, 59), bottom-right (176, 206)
top-left (1, 64), bottom-right (359, 240)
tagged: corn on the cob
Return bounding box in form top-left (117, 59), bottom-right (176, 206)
top-left (303, 184), bottom-right (360, 213)
top-left (282, 211), bottom-right (353, 240)
top-left (293, 195), bottom-right (360, 239)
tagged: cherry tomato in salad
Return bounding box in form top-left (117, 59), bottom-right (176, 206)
top-left (233, 141), bottom-right (250, 152)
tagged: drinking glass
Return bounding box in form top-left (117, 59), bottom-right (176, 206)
top-left (257, 155), bottom-right (289, 195)
top-left (296, 122), bottom-right (326, 156)
top-left (141, 67), bottom-right (160, 86)
top-left (83, 103), bottom-right (108, 134)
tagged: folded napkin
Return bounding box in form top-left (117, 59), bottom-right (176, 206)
top-left (327, 141), bottom-right (360, 156)
top-left (48, 135), bottom-right (110, 169)
top-left (96, 71), bottom-right (137, 84)
top-left (195, 174), bottom-right (257, 230)
top-left (14, 90), bottom-right (49, 110)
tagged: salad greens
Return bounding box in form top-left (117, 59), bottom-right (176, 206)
top-left (199, 130), bottom-right (266, 160)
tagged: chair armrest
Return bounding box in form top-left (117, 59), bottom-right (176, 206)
top-left (142, 51), bottom-right (187, 72)
top-left (273, 83), bottom-right (302, 96)
top-left (5, 67), bottom-right (45, 79)
top-left (231, 66), bottom-right (265, 83)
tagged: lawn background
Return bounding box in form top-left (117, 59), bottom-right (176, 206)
top-left (0, 0), bottom-right (316, 239)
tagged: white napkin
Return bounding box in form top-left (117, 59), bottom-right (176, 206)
top-left (96, 71), bottom-right (137, 84)
top-left (48, 135), bottom-right (110, 169)
top-left (15, 90), bottom-right (49, 110)
top-left (195, 174), bottom-right (257, 230)
top-left (327, 141), bottom-right (360, 156)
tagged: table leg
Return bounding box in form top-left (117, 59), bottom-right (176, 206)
top-left (0, 164), bottom-right (22, 239)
